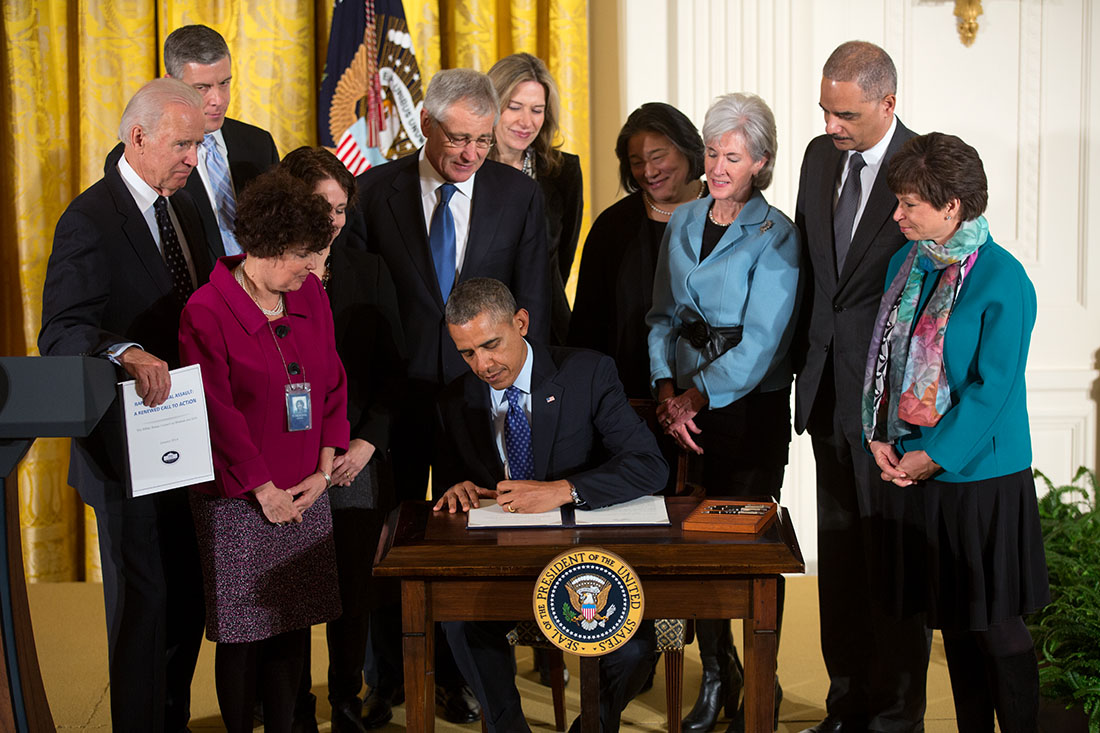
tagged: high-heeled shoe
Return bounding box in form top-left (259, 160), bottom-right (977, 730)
top-left (682, 646), bottom-right (742, 731)
top-left (724, 677), bottom-right (782, 733)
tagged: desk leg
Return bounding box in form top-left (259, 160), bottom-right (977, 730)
top-left (402, 580), bottom-right (435, 732)
top-left (743, 577), bottom-right (777, 733)
top-left (579, 655), bottom-right (600, 733)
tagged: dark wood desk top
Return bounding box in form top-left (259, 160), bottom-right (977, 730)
top-left (374, 497), bottom-right (805, 578)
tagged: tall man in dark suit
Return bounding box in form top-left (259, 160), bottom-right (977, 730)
top-left (38, 78), bottom-right (211, 733)
top-left (432, 278), bottom-right (668, 733)
top-left (793, 41), bottom-right (931, 733)
top-left (164, 24), bottom-right (280, 263)
top-left (354, 67), bottom-right (550, 727)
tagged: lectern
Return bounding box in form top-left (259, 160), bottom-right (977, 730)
top-left (0, 356), bottom-right (118, 732)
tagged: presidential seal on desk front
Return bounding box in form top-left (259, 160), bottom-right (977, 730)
top-left (533, 548), bottom-right (645, 657)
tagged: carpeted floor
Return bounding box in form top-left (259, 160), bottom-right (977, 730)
top-left (29, 576), bottom-right (961, 731)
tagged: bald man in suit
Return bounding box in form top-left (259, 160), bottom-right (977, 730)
top-left (793, 41), bottom-right (930, 733)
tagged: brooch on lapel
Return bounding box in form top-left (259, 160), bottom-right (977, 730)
top-left (546, 396), bottom-right (556, 404)
top-left (760, 220), bottom-right (774, 233)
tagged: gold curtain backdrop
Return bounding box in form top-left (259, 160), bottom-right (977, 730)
top-left (1, 0), bottom-right (589, 582)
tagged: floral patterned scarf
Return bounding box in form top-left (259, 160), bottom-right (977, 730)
top-left (861, 215), bottom-right (988, 443)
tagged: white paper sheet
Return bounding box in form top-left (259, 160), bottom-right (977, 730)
top-left (120, 364), bottom-right (214, 497)
top-left (466, 502), bottom-right (563, 528)
top-left (573, 495), bottom-right (670, 526)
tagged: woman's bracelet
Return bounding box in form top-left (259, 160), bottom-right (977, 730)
top-left (318, 470), bottom-right (333, 490)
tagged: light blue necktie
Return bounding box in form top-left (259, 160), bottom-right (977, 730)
top-left (202, 134), bottom-right (240, 256)
top-left (429, 183), bottom-right (457, 302)
top-left (504, 386), bottom-right (534, 481)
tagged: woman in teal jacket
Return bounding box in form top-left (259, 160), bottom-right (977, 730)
top-left (647, 92), bottom-right (799, 733)
top-left (863, 132), bottom-right (1049, 733)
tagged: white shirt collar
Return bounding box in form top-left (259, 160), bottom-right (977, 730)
top-left (490, 338), bottom-right (533, 405)
top-left (418, 146), bottom-right (477, 201)
top-left (850, 115), bottom-right (897, 167)
top-left (117, 151), bottom-right (162, 213)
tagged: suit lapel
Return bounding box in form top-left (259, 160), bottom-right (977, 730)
top-left (837, 121), bottom-right (912, 290)
top-left (464, 375), bottom-right (505, 482)
top-left (104, 163), bottom-right (174, 294)
top-left (387, 157), bottom-right (443, 308)
top-left (813, 145), bottom-right (845, 283)
top-left (461, 166), bottom-right (503, 280)
top-left (172, 192), bottom-right (213, 283)
top-left (528, 345), bottom-right (562, 480)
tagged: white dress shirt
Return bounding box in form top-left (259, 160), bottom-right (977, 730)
top-left (109, 153), bottom-right (198, 362)
top-left (488, 338), bottom-right (533, 479)
top-left (418, 147), bottom-right (476, 279)
top-left (195, 127), bottom-right (236, 213)
top-left (116, 154), bottom-right (197, 286)
top-left (835, 115), bottom-right (898, 242)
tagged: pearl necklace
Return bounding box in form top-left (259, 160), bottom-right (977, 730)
top-left (235, 265), bottom-right (285, 317)
top-left (707, 207), bottom-right (731, 227)
top-left (644, 180), bottom-right (705, 218)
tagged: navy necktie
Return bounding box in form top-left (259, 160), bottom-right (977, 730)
top-left (504, 386), bottom-right (533, 481)
top-left (833, 152), bottom-right (867, 276)
top-left (429, 183), bottom-right (457, 302)
top-left (153, 196), bottom-right (194, 306)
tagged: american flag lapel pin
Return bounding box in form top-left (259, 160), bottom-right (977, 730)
top-left (546, 396), bottom-right (556, 403)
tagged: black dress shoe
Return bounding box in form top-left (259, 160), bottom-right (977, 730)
top-left (331, 697), bottom-right (368, 733)
top-left (798, 715), bottom-right (847, 733)
top-left (435, 683), bottom-right (481, 724)
top-left (361, 688), bottom-right (395, 729)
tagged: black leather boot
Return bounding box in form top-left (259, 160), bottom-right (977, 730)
top-left (683, 620), bottom-right (741, 731)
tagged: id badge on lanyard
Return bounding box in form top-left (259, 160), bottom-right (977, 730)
top-left (286, 382), bottom-right (312, 432)
top-left (269, 321), bottom-right (313, 433)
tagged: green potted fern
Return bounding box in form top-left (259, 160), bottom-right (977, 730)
top-left (1031, 467), bottom-right (1100, 733)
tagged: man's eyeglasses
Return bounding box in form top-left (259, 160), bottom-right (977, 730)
top-left (435, 120), bottom-right (494, 150)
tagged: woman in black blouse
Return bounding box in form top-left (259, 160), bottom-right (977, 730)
top-left (569, 102), bottom-right (705, 398)
top-left (487, 52), bottom-right (582, 345)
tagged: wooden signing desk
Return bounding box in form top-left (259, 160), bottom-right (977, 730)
top-left (373, 497), bottom-right (805, 732)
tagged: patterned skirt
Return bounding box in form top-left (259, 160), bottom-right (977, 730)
top-left (190, 489), bottom-right (341, 643)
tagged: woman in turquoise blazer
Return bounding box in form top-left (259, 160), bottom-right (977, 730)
top-left (863, 132), bottom-right (1049, 733)
top-left (647, 93), bottom-right (798, 733)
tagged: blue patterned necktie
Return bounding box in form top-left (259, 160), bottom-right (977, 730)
top-left (833, 152), bottom-right (867, 275)
top-left (153, 196), bottom-right (194, 306)
top-left (202, 134), bottom-right (240, 256)
top-left (504, 386), bottom-right (534, 481)
top-left (429, 183), bottom-right (457, 302)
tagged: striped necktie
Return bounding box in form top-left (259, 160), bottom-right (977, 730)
top-left (202, 134), bottom-right (240, 256)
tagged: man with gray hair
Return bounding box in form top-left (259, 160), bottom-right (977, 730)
top-left (793, 40), bottom-right (930, 733)
top-left (39, 77), bottom-right (210, 732)
top-left (353, 67), bottom-right (550, 726)
top-left (433, 278), bottom-right (667, 733)
top-left (164, 24), bottom-right (279, 263)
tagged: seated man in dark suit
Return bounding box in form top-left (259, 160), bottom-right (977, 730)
top-left (39, 77), bottom-right (211, 733)
top-left (164, 24), bottom-right (280, 261)
top-left (433, 278), bottom-right (669, 733)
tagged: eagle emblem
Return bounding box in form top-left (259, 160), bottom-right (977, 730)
top-left (563, 574), bottom-right (617, 630)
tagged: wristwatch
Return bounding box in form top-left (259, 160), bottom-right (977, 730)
top-left (569, 481), bottom-right (585, 507)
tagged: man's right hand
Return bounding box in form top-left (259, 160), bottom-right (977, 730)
top-left (117, 347), bottom-right (171, 407)
top-left (432, 481), bottom-right (497, 513)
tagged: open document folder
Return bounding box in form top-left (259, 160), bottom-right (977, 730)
top-left (466, 495), bottom-right (669, 529)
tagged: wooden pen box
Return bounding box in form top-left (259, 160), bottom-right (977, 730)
top-left (682, 499), bottom-right (778, 534)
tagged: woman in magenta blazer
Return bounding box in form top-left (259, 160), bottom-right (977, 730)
top-left (179, 171), bottom-right (349, 733)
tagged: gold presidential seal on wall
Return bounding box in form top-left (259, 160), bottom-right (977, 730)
top-left (533, 548), bottom-right (645, 657)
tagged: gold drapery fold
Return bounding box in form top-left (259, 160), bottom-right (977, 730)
top-left (3, 0), bottom-right (588, 583)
